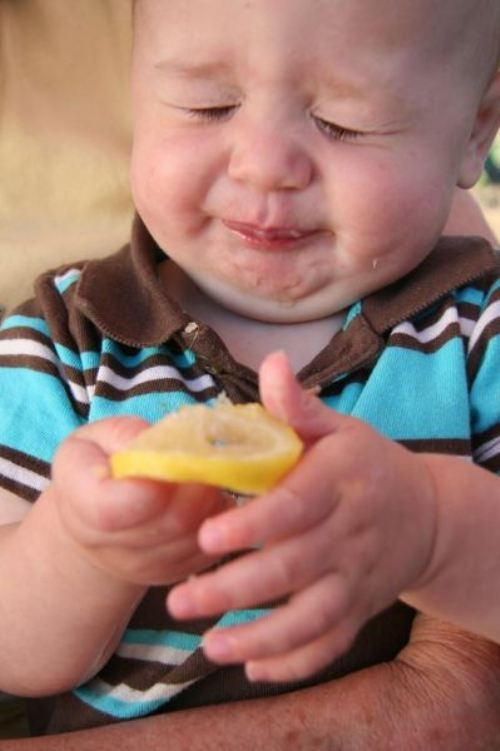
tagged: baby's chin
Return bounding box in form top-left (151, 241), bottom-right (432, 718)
top-left (194, 275), bottom-right (347, 324)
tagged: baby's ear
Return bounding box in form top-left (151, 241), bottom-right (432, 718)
top-left (457, 69), bottom-right (500, 189)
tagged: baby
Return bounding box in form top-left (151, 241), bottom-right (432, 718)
top-left (0, 0), bottom-right (499, 745)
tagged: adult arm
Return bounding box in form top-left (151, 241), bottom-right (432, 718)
top-left (5, 614), bottom-right (500, 751)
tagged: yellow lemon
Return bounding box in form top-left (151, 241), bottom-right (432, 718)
top-left (110, 402), bottom-right (303, 495)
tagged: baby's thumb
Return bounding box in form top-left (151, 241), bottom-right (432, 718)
top-left (259, 350), bottom-right (344, 441)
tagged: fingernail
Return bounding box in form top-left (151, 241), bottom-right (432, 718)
top-left (245, 662), bottom-right (265, 682)
top-left (203, 633), bottom-right (233, 661)
top-left (199, 521), bottom-right (225, 551)
top-left (169, 589), bottom-right (197, 618)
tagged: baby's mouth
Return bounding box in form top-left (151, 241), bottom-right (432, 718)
top-left (222, 219), bottom-right (319, 250)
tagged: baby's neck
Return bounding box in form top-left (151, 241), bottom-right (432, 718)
top-left (161, 264), bottom-right (344, 373)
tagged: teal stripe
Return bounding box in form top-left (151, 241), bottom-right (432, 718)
top-left (122, 629), bottom-right (201, 651)
top-left (54, 270), bottom-right (80, 294)
top-left (486, 278), bottom-right (500, 301)
top-left (454, 286), bottom-right (486, 307)
top-left (52, 343), bottom-right (100, 371)
top-left (470, 338), bottom-right (500, 433)
top-left (215, 609), bottom-right (271, 628)
top-left (344, 302), bottom-right (360, 328)
top-left (321, 381), bottom-right (364, 415)
top-left (0, 315), bottom-right (51, 336)
top-left (73, 686), bottom-right (168, 720)
top-left (352, 340), bottom-right (471, 440)
top-left (0, 369), bottom-right (82, 461)
top-left (101, 339), bottom-right (197, 369)
top-left (88, 391), bottom-right (200, 423)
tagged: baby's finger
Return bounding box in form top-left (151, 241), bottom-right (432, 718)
top-left (56, 443), bottom-right (223, 540)
top-left (198, 436), bottom-right (339, 554)
top-left (68, 415), bottom-right (151, 456)
top-left (202, 572), bottom-right (356, 666)
top-left (245, 625), bottom-right (356, 684)
top-left (259, 351), bottom-right (346, 441)
top-left (169, 518), bottom-right (335, 619)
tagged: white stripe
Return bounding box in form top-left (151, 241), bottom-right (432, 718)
top-left (117, 642), bottom-right (194, 665)
top-left (66, 380), bottom-right (93, 406)
top-left (87, 677), bottom-right (195, 705)
top-left (392, 307), bottom-right (460, 344)
top-left (475, 436), bottom-right (500, 464)
top-left (458, 316), bottom-right (475, 338)
top-left (0, 338), bottom-right (92, 407)
top-left (53, 268), bottom-right (81, 285)
top-left (0, 338), bottom-right (58, 363)
top-left (97, 364), bottom-right (214, 393)
top-left (468, 300), bottom-right (500, 354)
top-left (0, 457), bottom-right (48, 493)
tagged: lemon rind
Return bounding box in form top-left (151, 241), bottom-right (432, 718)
top-left (110, 444), bottom-right (302, 495)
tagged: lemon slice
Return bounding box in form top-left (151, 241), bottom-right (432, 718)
top-left (110, 403), bottom-right (303, 495)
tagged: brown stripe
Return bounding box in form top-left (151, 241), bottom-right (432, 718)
top-left (0, 354), bottom-right (59, 376)
top-left (129, 587), bottom-right (220, 632)
top-left (482, 455), bottom-right (500, 473)
top-left (100, 351), bottom-right (202, 382)
top-left (100, 647), bottom-right (217, 693)
top-left (400, 438), bottom-right (471, 455)
top-left (0, 326), bottom-right (52, 348)
top-left (468, 317), bottom-right (500, 382)
top-left (321, 368), bottom-right (372, 398)
top-left (0, 355), bottom-right (89, 416)
top-left (0, 444), bottom-right (51, 476)
top-left (0, 446), bottom-right (51, 502)
top-left (473, 425), bottom-right (500, 469)
top-left (0, 322), bottom-right (92, 400)
top-left (388, 324), bottom-right (459, 354)
top-left (457, 300), bottom-right (481, 322)
top-left (404, 298), bottom-right (456, 333)
top-left (0, 476), bottom-right (40, 502)
top-left (94, 378), bottom-right (219, 403)
top-left (474, 424), bottom-right (500, 447)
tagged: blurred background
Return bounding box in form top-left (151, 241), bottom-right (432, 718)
top-left (0, 0), bottom-right (133, 312)
top-left (474, 135), bottom-right (500, 239)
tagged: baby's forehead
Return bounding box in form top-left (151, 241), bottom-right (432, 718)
top-left (133, 0), bottom-right (498, 76)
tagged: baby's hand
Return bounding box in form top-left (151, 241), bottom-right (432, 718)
top-left (50, 417), bottom-right (232, 586)
top-left (168, 351), bottom-right (438, 682)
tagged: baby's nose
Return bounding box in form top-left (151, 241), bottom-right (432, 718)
top-left (228, 121), bottom-right (313, 192)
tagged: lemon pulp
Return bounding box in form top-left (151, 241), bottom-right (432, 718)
top-left (110, 402), bottom-right (303, 495)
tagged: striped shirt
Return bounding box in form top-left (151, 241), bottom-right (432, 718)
top-left (0, 218), bottom-right (498, 734)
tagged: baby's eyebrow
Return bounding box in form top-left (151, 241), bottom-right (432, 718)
top-left (154, 58), bottom-right (233, 80)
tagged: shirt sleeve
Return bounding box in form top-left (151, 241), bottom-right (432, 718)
top-left (0, 278), bottom-right (88, 501)
top-left (468, 276), bottom-right (500, 476)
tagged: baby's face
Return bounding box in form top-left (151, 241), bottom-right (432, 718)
top-left (131, 0), bottom-right (496, 323)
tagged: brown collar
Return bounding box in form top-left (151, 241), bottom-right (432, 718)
top-left (74, 216), bottom-right (498, 377)
top-left (75, 217), bottom-right (189, 348)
